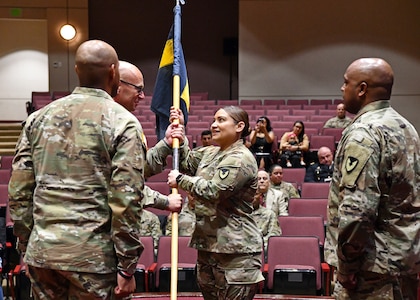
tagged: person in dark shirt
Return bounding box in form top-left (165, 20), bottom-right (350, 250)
top-left (304, 146), bottom-right (333, 182)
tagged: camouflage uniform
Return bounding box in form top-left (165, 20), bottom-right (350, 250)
top-left (174, 139), bottom-right (264, 299)
top-left (324, 100), bottom-right (420, 299)
top-left (263, 187), bottom-right (288, 216)
top-left (251, 205), bottom-right (281, 256)
top-left (323, 116), bottom-right (352, 128)
top-left (166, 199), bottom-right (196, 236)
top-left (139, 209), bottom-right (162, 255)
top-left (8, 88), bottom-right (146, 298)
top-left (271, 181), bottom-right (300, 200)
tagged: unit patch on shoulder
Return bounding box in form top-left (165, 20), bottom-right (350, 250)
top-left (341, 141), bottom-right (373, 187)
top-left (345, 156), bottom-right (358, 173)
top-left (219, 168), bottom-right (229, 180)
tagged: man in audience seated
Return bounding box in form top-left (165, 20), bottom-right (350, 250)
top-left (166, 194), bottom-right (196, 236)
top-left (194, 129), bottom-right (212, 149)
top-left (257, 170), bottom-right (288, 216)
top-left (139, 209), bottom-right (162, 255)
top-left (304, 146), bottom-right (334, 183)
top-left (251, 191), bottom-right (281, 258)
top-left (323, 103), bottom-right (352, 128)
top-left (269, 164), bottom-right (301, 200)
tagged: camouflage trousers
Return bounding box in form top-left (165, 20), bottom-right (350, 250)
top-left (333, 271), bottom-right (418, 300)
top-left (196, 250), bottom-right (264, 300)
top-left (27, 265), bottom-right (117, 300)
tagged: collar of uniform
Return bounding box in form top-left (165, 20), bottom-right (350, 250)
top-left (353, 100), bottom-right (390, 121)
top-left (72, 87), bottom-right (115, 102)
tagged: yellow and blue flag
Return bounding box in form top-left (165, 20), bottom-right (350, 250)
top-left (151, 4), bottom-right (190, 140)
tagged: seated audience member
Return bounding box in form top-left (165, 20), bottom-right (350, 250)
top-left (251, 192), bottom-right (282, 258)
top-left (139, 209), bottom-right (162, 255)
top-left (282, 132), bottom-right (306, 167)
top-left (195, 129), bottom-right (213, 149)
top-left (269, 164), bottom-right (301, 200)
top-left (166, 194), bottom-right (196, 236)
top-left (250, 116), bottom-right (275, 171)
top-left (304, 146), bottom-right (334, 182)
top-left (323, 103), bottom-right (352, 128)
top-left (279, 121), bottom-right (309, 168)
top-left (257, 170), bottom-right (288, 216)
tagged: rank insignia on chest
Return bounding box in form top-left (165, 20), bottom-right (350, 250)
top-left (219, 168), bottom-right (229, 179)
top-left (345, 156), bottom-right (358, 173)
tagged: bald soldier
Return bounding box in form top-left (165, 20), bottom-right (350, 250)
top-left (323, 103), bottom-right (352, 129)
top-left (9, 40), bottom-right (143, 299)
top-left (324, 58), bottom-right (420, 299)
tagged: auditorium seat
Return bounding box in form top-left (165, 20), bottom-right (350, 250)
top-left (282, 168), bottom-right (306, 189)
top-left (155, 236), bottom-right (199, 292)
top-left (309, 135), bottom-right (336, 153)
top-left (135, 236), bottom-right (157, 292)
top-left (1, 156), bottom-right (13, 170)
top-left (288, 198), bottom-right (328, 224)
top-left (266, 236), bottom-right (323, 295)
top-left (300, 182), bottom-right (330, 199)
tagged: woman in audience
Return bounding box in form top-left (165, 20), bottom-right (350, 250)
top-left (167, 105), bottom-right (264, 299)
top-left (249, 116), bottom-right (275, 171)
top-left (278, 120), bottom-right (309, 168)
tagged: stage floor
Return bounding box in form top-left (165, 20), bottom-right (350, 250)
top-left (131, 292), bottom-right (334, 299)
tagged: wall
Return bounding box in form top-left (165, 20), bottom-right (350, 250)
top-left (239, 0), bottom-right (420, 130)
top-left (88, 0), bottom-right (239, 101)
top-left (0, 0), bottom-right (88, 121)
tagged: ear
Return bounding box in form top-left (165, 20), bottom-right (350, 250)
top-left (109, 63), bottom-right (117, 82)
top-left (236, 121), bottom-right (245, 134)
top-left (358, 81), bottom-right (368, 96)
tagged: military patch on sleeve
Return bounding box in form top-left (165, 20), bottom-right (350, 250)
top-left (219, 168), bottom-right (229, 180)
top-left (341, 141), bottom-right (373, 187)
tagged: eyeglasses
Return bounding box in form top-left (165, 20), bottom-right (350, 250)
top-left (120, 79), bottom-right (144, 94)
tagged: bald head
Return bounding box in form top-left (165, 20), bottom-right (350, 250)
top-left (75, 40), bottom-right (120, 97)
top-left (115, 61), bottom-right (145, 112)
top-left (318, 146), bottom-right (333, 165)
top-left (341, 58), bottom-right (394, 114)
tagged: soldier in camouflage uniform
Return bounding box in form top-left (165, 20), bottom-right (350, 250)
top-left (166, 194), bottom-right (196, 236)
top-left (257, 170), bottom-right (288, 216)
top-left (8, 41), bottom-right (184, 299)
top-left (139, 209), bottom-right (162, 255)
top-left (269, 164), bottom-right (301, 200)
top-left (324, 58), bottom-right (420, 299)
top-left (167, 106), bottom-right (264, 299)
top-left (251, 190), bottom-right (281, 258)
top-left (323, 103), bottom-right (353, 129)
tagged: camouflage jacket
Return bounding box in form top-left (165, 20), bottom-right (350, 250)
top-left (323, 116), bottom-right (352, 128)
top-left (175, 139), bottom-right (263, 253)
top-left (271, 181), bottom-right (300, 201)
top-left (324, 100), bottom-right (420, 276)
top-left (8, 87), bottom-right (146, 275)
top-left (139, 209), bottom-right (162, 254)
top-left (252, 205), bottom-right (281, 253)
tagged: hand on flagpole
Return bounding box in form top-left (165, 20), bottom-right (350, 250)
top-left (166, 193), bottom-right (183, 212)
top-left (163, 123), bottom-right (184, 146)
top-left (167, 169), bottom-right (180, 188)
top-left (169, 106), bottom-right (185, 125)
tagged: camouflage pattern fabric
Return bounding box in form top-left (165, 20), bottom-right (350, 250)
top-left (139, 209), bottom-right (162, 255)
top-left (251, 205), bottom-right (281, 254)
top-left (325, 100), bottom-right (420, 297)
top-left (166, 200), bottom-right (196, 236)
top-left (323, 116), bottom-right (352, 128)
top-left (197, 251), bottom-right (262, 300)
top-left (9, 87), bottom-right (145, 275)
top-left (271, 181), bottom-right (300, 201)
top-left (142, 185), bottom-right (169, 210)
top-left (175, 139), bottom-right (263, 254)
top-left (27, 265), bottom-right (116, 299)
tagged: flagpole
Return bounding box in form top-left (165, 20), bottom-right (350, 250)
top-left (170, 1), bottom-right (181, 299)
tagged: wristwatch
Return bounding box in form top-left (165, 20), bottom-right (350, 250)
top-left (176, 173), bottom-right (183, 184)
